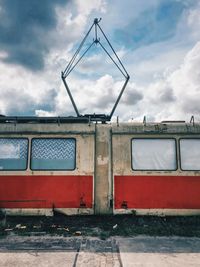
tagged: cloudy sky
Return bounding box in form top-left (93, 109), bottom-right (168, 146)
top-left (0, 0), bottom-right (200, 122)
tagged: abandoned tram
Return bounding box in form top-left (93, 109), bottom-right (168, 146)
top-left (0, 118), bottom-right (200, 216)
top-left (1, 19), bottom-right (200, 216)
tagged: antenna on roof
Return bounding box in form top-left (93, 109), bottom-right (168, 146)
top-left (190, 115), bottom-right (195, 126)
top-left (61, 18), bottom-right (130, 122)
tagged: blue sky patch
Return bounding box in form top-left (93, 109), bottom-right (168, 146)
top-left (114, 0), bottom-right (188, 49)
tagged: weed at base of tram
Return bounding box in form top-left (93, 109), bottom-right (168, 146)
top-left (0, 214), bottom-right (200, 239)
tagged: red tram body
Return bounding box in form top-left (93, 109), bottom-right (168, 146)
top-left (0, 117), bottom-right (200, 216)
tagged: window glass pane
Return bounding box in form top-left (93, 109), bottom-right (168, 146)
top-left (132, 139), bottom-right (176, 170)
top-left (0, 138), bottom-right (28, 170)
top-left (31, 138), bottom-right (75, 170)
top-left (180, 139), bottom-right (200, 170)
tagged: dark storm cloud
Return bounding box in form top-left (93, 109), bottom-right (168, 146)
top-left (122, 89), bottom-right (143, 105)
top-left (0, 0), bottom-right (68, 70)
top-left (159, 87), bottom-right (176, 103)
top-left (0, 87), bottom-right (57, 115)
top-left (181, 96), bottom-right (200, 114)
top-left (94, 87), bottom-right (116, 109)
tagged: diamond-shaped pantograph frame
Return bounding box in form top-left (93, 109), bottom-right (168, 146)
top-left (61, 18), bottom-right (130, 122)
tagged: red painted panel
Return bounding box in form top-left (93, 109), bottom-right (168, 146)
top-left (115, 175), bottom-right (200, 209)
top-left (0, 175), bottom-right (93, 208)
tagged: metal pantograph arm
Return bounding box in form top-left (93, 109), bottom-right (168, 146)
top-left (61, 18), bottom-right (130, 122)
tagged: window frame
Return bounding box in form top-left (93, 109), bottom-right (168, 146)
top-left (179, 138), bottom-right (200, 171)
top-left (0, 137), bottom-right (29, 171)
top-left (30, 137), bottom-right (76, 171)
top-left (131, 137), bottom-right (178, 171)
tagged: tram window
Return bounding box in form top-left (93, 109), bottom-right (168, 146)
top-left (31, 138), bottom-right (76, 170)
top-left (132, 139), bottom-right (177, 170)
top-left (0, 138), bottom-right (28, 170)
top-left (180, 139), bottom-right (200, 170)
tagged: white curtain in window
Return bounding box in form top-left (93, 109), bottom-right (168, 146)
top-left (180, 139), bottom-right (200, 170)
top-left (132, 139), bottom-right (176, 170)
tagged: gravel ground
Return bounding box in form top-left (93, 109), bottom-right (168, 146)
top-left (1, 214), bottom-right (200, 239)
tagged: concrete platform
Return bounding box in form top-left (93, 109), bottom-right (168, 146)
top-left (0, 236), bottom-right (200, 266)
top-left (0, 252), bottom-right (77, 267)
top-left (117, 236), bottom-right (200, 267)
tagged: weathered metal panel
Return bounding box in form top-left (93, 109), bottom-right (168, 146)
top-left (0, 175), bottom-right (93, 208)
top-left (114, 175), bottom-right (200, 209)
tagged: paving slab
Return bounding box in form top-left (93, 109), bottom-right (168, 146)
top-left (0, 236), bottom-right (122, 266)
top-left (75, 238), bottom-right (121, 266)
top-left (0, 252), bottom-right (77, 267)
top-left (116, 236), bottom-right (200, 267)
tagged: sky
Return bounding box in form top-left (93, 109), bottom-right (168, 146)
top-left (0, 0), bottom-right (200, 122)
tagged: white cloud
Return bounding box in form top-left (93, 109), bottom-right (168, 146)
top-left (0, 0), bottom-right (108, 117)
top-left (76, 0), bottom-right (107, 15)
top-left (125, 41), bottom-right (200, 122)
top-left (186, 3), bottom-right (200, 40)
top-left (0, 0), bottom-right (200, 123)
top-left (170, 41), bottom-right (200, 115)
top-left (35, 109), bottom-right (57, 117)
top-left (61, 74), bottom-right (121, 114)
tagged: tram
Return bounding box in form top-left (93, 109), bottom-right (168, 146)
top-left (0, 117), bottom-right (200, 216)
